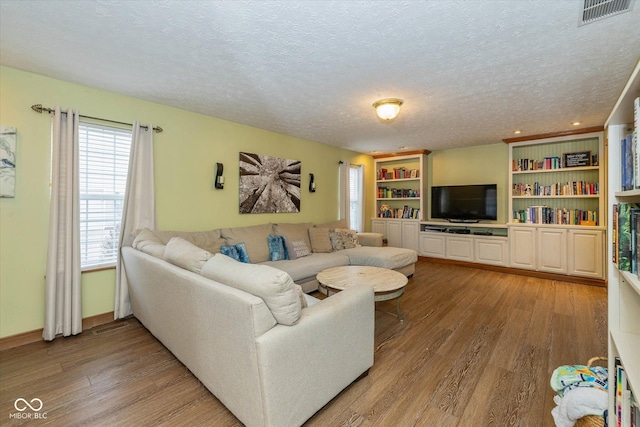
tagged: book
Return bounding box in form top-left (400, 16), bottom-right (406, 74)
top-left (614, 204), bottom-right (619, 263)
top-left (618, 203), bottom-right (640, 271)
top-left (614, 359), bottom-right (638, 427)
top-left (634, 211), bottom-right (640, 279)
top-left (623, 133), bottom-right (634, 191)
top-left (635, 97), bottom-right (639, 189)
top-left (634, 210), bottom-right (640, 274)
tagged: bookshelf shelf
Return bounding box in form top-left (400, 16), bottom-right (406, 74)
top-left (620, 269), bottom-right (640, 299)
top-left (615, 189), bottom-right (640, 197)
top-left (606, 58), bottom-right (640, 427)
top-left (376, 178), bottom-right (420, 183)
top-left (512, 165), bottom-right (599, 174)
top-left (511, 195), bottom-right (599, 199)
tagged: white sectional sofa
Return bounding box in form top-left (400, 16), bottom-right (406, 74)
top-left (131, 219), bottom-right (417, 292)
top-left (121, 220), bottom-right (417, 426)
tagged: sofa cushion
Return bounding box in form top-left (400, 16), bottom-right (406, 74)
top-left (268, 234), bottom-right (288, 261)
top-left (132, 228), bottom-right (166, 258)
top-left (314, 219), bottom-right (348, 231)
top-left (220, 223), bottom-right (273, 264)
top-left (273, 222), bottom-right (313, 254)
top-left (308, 227), bottom-right (332, 253)
top-left (220, 242), bottom-right (251, 263)
top-left (337, 246), bottom-right (417, 270)
top-left (330, 228), bottom-right (360, 251)
top-left (153, 229), bottom-right (226, 254)
top-left (285, 238), bottom-right (311, 260)
top-left (164, 237), bottom-right (213, 274)
top-left (201, 254), bottom-right (301, 325)
top-left (261, 253), bottom-right (350, 282)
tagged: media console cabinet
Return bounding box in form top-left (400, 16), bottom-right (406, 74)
top-left (372, 219), bottom-right (605, 282)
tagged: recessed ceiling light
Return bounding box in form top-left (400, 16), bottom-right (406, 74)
top-left (572, 121), bottom-right (581, 126)
top-left (514, 130), bottom-right (521, 134)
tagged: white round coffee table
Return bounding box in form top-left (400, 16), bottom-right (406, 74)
top-left (317, 266), bottom-right (408, 323)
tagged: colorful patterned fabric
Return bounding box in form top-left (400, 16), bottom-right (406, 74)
top-left (550, 365), bottom-right (608, 397)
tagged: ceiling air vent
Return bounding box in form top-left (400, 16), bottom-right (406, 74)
top-left (580, 0), bottom-right (634, 25)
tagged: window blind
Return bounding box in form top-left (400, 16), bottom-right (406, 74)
top-left (78, 122), bottom-right (131, 269)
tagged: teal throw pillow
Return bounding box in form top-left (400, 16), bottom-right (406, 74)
top-left (220, 242), bottom-right (251, 263)
top-left (268, 234), bottom-right (289, 261)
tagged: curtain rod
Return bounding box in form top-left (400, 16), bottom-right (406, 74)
top-left (31, 104), bottom-right (163, 133)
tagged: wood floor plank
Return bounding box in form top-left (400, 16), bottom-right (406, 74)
top-left (0, 260), bottom-right (608, 426)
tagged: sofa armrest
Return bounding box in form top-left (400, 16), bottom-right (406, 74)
top-left (255, 285), bottom-right (374, 427)
top-left (357, 232), bottom-right (383, 247)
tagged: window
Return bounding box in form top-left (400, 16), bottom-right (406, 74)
top-left (349, 165), bottom-right (364, 232)
top-left (78, 123), bottom-right (131, 269)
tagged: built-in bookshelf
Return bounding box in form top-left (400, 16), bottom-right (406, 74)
top-left (606, 59), bottom-right (640, 427)
top-left (508, 133), bottom-right (604, 226)
top-left (503, 131), bottom-right (606, 281)
top-left (374, 151), bottom-right (429, 220)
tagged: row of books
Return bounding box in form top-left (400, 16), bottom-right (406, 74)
top-left (621, 97), bottom-right (640, 191)
top-left (378, 206), bottom-right (420, 219)
top-left (513, 156), bottom-right (563, 171)
top-left (512, 153), bottom-right (599, 171)
top-left (512, 206), bottom-right (598, 225)
top-left (612, 203), bottom-right (640, 274)
top-left (615, 358), bottom-right (639, 427)
top-left (376, 168), bottom-right (419, 180)
top-left (512, 181), bottom-right (599, 197)
top-left (377, 187), bottom-right (419, 199)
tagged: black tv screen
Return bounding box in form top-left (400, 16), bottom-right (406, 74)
top-left (431, 184), bottom-right (498, 222)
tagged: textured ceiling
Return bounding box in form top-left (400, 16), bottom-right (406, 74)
top-left (1, 0), bottom-right (639, 154)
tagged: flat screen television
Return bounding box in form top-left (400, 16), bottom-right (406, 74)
top-left (431, 184), bottom-right (498, 222)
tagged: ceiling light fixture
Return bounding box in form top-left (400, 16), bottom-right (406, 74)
top-left (514, 130), bottom-right (521, 134)
top-left (373, 98), bottom-right (403, 121)
top-left (572, 121), bottom-right (582, 126)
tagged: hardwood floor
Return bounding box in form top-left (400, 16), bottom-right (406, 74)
top-left (0, 259), bottom-right (607, 426)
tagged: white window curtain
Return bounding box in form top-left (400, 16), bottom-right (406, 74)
top-left (339, 162), bottom-right (365, 232)
top-left (43, 107), bottom-right (82, 341)
top-left (115, 122), bottom-right (157, 319)
top-left (349, 164), bottom-right (364, 232)
top-left (338, 161), bottom-right (350, 225)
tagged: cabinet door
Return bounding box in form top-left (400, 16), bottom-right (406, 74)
top-left (537, 228), bottom-right (567, 274)
top-left (401, 221), bottom-right (419, 251)
top-left (509, 227), bottom-right (536, 270)
top-left (386, 221), bottom-right (403, 248)
top-left (419, 233), bottom-right (446, 258)
top-left (474, 238), bottom-right (508, 266)
top-left (371, 220), bottom-right (387, 237)
top-left (568, 229), bottom-right (603, 279)
top-left (446, 236), bottom-right (474, 262)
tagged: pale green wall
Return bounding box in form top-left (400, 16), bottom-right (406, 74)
top-left (427, 143), bottom-right (510, 223)
top-left (0, 66), bottom-right (373, 338)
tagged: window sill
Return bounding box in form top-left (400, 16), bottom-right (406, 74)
top-left (82, 265), bottom-right (116, 273)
